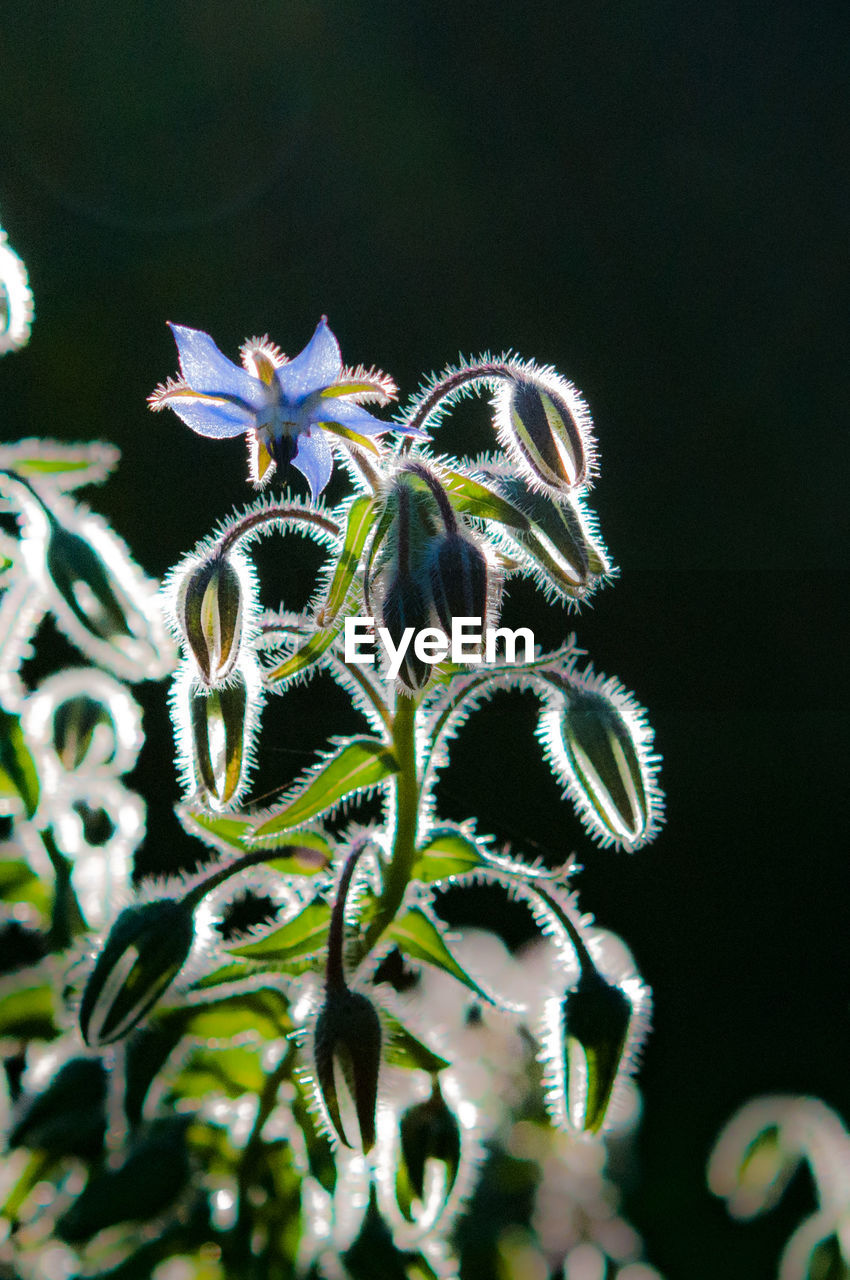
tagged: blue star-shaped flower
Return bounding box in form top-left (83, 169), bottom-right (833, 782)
top-left (149, 317), bottom-right (413, 497)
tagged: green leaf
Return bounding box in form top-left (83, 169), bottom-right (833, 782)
top-left (0, 857), bottom-right (50, 914)
top-left (412, 830), bottom-right (485, 882)
top-left (228, 899), bottom-right (331, 964)
top-left (323, 495), bottom-right (376, 619)
top-left (265, 622), bottom-right (340, 683)
top-left (292, 1074), bottom-right (336, 1193)
top-left (171, 1044), bottom-right (266, 1100)
top-left (254, 738), bottom-right (397, 836)
top-left (0, 704), bottom-right (39, 818)
top-left (163, 986), bottom-right (291, 1042)
top-left (0, 980), bottom-right (57, 1041)
top-left (0, 439), bottom-right (120, 489)
top-left (178, 803), bottom-right (332, 871)
top-left (388, 910), bottom-right (495, 1005)
top-left (266, 496), bottom-right (376, 685)
top-left (441, 467), bottom-right (531, 529)
top-left (383, 1013), bottom-right (451, 1074)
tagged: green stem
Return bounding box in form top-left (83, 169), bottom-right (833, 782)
top-left (180, 844), bottom-right (324, 912)
top-left (362, 692), bottom-right (419, 950)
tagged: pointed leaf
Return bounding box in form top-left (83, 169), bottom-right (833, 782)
top-left (0, 439), bottom-right (120, 489)
top-left (412, 830), bottom-right (485, 883)
top-left (388, 909), bottom-right (495, 1004)
top-left (383, 1012), bottom-right (451, 1073)
top-left (266, 496), bottom-right (376, 684)
top-left (0, 704), bottom-right (39, 818)
top-left (441, 467), bottom-right (530, 529)
top-left (163, 986), bottom-right (291, 1042)
top-left (254, 738), bottom-right (397, 836)
top-left (179, 803), bottom-right (332, 872)
top-left (228, 899), bottom-right (331, 963)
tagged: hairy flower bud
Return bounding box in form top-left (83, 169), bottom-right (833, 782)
top-left (189, 671), bottom-right (249, 808)
top-left (9, 1057), bottom-right (107, 1158)
top-left (427, 533), bottom-right (488, 635)
top-left (397, 1082), bottom-right (461, 1219)
top-left (79, 899), bottom-right (195, 1048)
top-left (46, 520), bottom-right (135, 645)
top-left (560, 966), bottom-right (633, 1133)
top-left (177, 553), bottom-right (243, 684)
top-left (381, 572), bottom-right (433, 693)
top-left (539, 671), bottom-right (662, 852)
top-left (313, 985), bottom-right (382, 1152)
top-left (493, 369), bottom-right (596, 495)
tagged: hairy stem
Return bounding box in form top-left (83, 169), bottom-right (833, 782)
top-left (180, 844), bottom-right (324, 912)
top-left (216, 503), bottom-right (340, 558)
top-left (401, 360), bottom-right (515, 440)
top-left (362, 691), bottom-right (419, 951)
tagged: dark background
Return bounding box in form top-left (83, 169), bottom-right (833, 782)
top-left (1, 3), bottom-right (847, 1276)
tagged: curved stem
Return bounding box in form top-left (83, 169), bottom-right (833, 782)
top-left (180, 844), bottom-right (324, 912)
top-left (400, 462), bottom-right (458, 534)
top-left (326, 836), bottom-right (373, 992)
top-left (215, 503), bottom-right (340, 559)
top-left (401, 361), bottom-right (515, 440)
top-left (528, 883), bottom-right (594, 975)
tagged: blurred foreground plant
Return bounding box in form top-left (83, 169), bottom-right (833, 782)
top-left (711, 1097), bottom-right (850, 1280)
top-left (0, 246), bottom-right (666, 1279)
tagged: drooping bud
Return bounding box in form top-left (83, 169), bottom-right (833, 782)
top-left (427, 533), bottom-right (489, 635)
top-left (313, 985), bottom-right (382, 1152)
top-left (493, 368), bottom-right (596, 496)
top-left (381, 571), bottom-right (432, 693)
top-left (188, 668), bottom-right (251, 809)
top-left (79, 899), bottom-right (195, 1048)
top-left (539, 670), bottom-right (663, 852)
top-left (176, 552), bottom-right (244, 684)
top-left (25, 668), bottom-right (143, 777)
top-left (559, 965), bottom-right (634, 1134)
top-left (376, 477), bottom-right (443, 693)
top-left (55, 1116), bottom-right (191, 1244)
top-left (46, 519), bottom-right (133, 643)
top-left (396, 1081), bottom-right (462, 1220)
top-left (487, 469), bottom-right (611, 603)
top-left (8, 481), bottom-right (174, 681)
top-left (9, 1057), bottom-right (107, 1158)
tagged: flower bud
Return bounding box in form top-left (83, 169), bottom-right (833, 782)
top-left (79, 899), bottom-right (195, 1048)
top-left (189, 671), bottom-right (249, 808)
top-left (55, 1116), bottom-right (191, 1244)
top-left (427, 533), bottom-right (488, 635)
top-left (559, 965), bottom-right (633, 1133)
top-left (9, 1057), bottom-right (106, 1158)
top-left (313, 985), bottom-right (382, 1152)
top-left (494, 369), bottom-right (595, 495)
top-left (381, 571), bottom-right (432, 693)
top-left (46, 521), bottom-right (133, 645)
top-left (397, 1082), bottom-right (461, 1219)
top-left (177, 553), bottom-right (243, 684)
top-left (539, 672), bottom-right (662, 852)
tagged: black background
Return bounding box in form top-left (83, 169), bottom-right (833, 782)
top-left (1, 4), bottom-right (848, 1277)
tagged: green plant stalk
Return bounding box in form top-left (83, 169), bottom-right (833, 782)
top-left (362, 691), bottom-right (419, 951)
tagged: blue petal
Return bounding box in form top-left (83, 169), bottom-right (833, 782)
top-left (169, 324), bottom-right (267, 409)
top-left (314, 398), bottom-right (391, 436)
top-left (275, 318), bottom-right (341, 400)
top-left (292, 431), bottom-right (333, 498)
top-left (163, 395), bottom-right (255, 438)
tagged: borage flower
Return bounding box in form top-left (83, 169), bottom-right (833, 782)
top-left (150, 317), bottom-right (415, 498)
